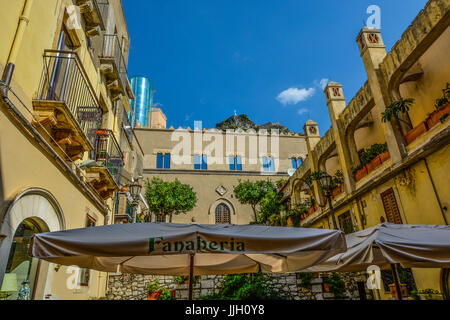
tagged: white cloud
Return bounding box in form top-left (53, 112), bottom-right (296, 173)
top-left (319, 78), bottom-right (329, 90)
top-left (153, 102), bottom-right (163, 107)
top-left (276, 87), bottom-right (316, 106)
top-left (297, 108), bottom-right (309, 116)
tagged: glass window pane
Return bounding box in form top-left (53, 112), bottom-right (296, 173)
top-left (4, 219), bottom-right (41, 300)
top-left (262, 157), bottom-right (269, 172)
top-left (194, 154), bottom-right (200, 170)
top-left (156, 153), bottom-right (163, 169)
top-left (164, 154), bottom-right (171, 169)
top-left (236, 156), bottom-right (242, 171)
top-left (229, 156), bottom-right (235, 171)
top-left (269, 157), bottom-right (275, 172)
top-left (201, 154), bottom-right (207, 170)
top-left (291, 158), bottom-right (298, 169)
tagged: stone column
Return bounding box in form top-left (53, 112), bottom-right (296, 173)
top-left (324, 82), bottom-right (356, 193)
top-left (357, 27), bottom-right (407, 163)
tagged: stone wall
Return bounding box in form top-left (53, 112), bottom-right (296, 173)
top-left (106, 272), bottom-right (373, 301)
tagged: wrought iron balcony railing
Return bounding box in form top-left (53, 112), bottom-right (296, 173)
top-left (101, 34), bottom-right (128, 95)
top-left (34, 50), bottom-right (103, 155)
top-left (89, 129), bottom-right (124, 186)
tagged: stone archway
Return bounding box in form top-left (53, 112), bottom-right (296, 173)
top-left (208, 199), bottom-right (236, 225)
top-left (0, 188), bottom-right (65, 299)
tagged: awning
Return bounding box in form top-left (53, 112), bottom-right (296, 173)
top-left (30, 222), bottom-right (346, 275)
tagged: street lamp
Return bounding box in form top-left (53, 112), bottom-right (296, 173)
top-left (318, 173), bottom-right (339, 230)
top-left (129, 181), bottom-right (142, 223)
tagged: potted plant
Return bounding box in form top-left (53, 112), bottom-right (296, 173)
top-left (353, 165), bottom-right (368, 182)
top-left (378, 148), bottom-right (391, 163)
top-left (381, 98), bottom-right (429, 145)
top-left (404, 120), bottom-right (428, 145)
top-left (418, 289), bottom-right (443, 300)
top-left (147, 279), bottom-right (161, 300)
top-left (427, 86), bottom-right (450, 129)
top-left (322, 275), bottom-right (331, 293)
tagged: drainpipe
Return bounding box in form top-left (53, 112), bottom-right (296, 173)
top-left (1, 0), bottom-right (34, 94)
top-left (423, 159), bottom-right (448, 225)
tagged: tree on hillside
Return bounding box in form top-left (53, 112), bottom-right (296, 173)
top-left (145, 178), bottom-right (197, 222)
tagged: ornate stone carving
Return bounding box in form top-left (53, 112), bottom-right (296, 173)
top-left (215, 185), bottom-right (228, 196)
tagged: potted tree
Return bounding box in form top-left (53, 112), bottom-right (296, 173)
top-left (381, 98), bottom-right (428, 145)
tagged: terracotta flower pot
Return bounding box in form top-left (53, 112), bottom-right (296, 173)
top-left (148, 290), bottom-right (162, 300)
top-left (440, 101), bottom-right (450, 115)
top-left (378, 150), bottom-right (391, 163)
top-left (332, 184), bottom-right (343, 198)
top-left (287, 217), bottom-right (294, 227)
top-left (323, 283), bottom-right (330, 293)
top-left (366, 156), bottom-right (382, 173)
top-left (354, 166), bottom-right (368, 182)
top-left (405, 121), bottom-right (428, 145)
top-left (426, 110), bottom-right (444, 130)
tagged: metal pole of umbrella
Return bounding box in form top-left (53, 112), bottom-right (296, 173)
top-left (391, 264), bottom-right (403, 301)
top-left (188, 254), bottom-right (195, 300)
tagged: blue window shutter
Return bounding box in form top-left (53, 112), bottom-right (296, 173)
top-left (229, 156), bottom-right (235, 171)
top-left (157, 153), bottom-right (163, 169)
top-left (202, 154), bottom-right (207, 170)
top-left (194, 154), bottom-right (200, 170)
top-left (269, 157), bottom-right (275, 172)
top-left (297, 158), bottom-right (303, 167)
top-left (262, 157), bottom-right (269, 172)
top-left (291, 158), bottom-right (298, 169)
top-left (236, 156), bottom-right (242, 171)
top-left (164, 154), bottom-right (171, 169)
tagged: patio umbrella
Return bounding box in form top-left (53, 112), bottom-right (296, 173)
top-left (30, 222), bottom-right (346, 299)
top-left (303, 223), bottom-right (450, 300)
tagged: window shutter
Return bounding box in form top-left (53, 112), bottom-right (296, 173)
top-left (380, 188), bottom-right (403, 224)
top-left (116, 192), bottom-right (127, 215)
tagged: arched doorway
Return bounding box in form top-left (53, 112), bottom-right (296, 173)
top-left (2, 219), bottom-right (43, 300)
top-left (215, 203), bottom-right (231, 224)
top-left (0, 188), bottom-right (65, 300)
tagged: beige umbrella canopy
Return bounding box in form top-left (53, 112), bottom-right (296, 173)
top-left (304, 223), bottom-right (450, 273)
top-left (30, 222), bottom-right (346, 275)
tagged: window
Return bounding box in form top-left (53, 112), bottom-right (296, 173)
top-left (380, 188), bottom-right (403, 224)
top-left (4, 219), bottom-right (42, 300)
top-left (215, 203), bottom-right (231, 224)
top-left (156, 153), bottom-right (171, 169)
top-left (194, 154), bottom-right (207, 170)
top-left (338, 211), bottom-right (354, 234)
top-left (291, 157), bottom-right (303, 169)
top-left (262, 157), bottom-right (275, 172)
top-left (229, 156), bottom-right (243, 171)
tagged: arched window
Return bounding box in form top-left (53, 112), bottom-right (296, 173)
top-left (215, 203), bottom-right (231, 224)
top-left (4, 219), bottom-right (42, 300)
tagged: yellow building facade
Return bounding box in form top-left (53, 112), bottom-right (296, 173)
top-left (282, 0), bottom-right (450, 299)
top-left (0, 0), bottom-right (136, 300)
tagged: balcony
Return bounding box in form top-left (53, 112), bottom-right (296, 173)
top-left (86, 129), bottom-right (124, 200)
top-left (100, 34), bottom-right (128, 98)
top-left (33, 50), bottom-right (103, 161)
top-left (76, 0), bottom-right (109, 33)
top-left (114, 192), bottom-right (133, 224)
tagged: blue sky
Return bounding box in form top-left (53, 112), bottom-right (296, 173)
top-left (123, 0), bottom-right (428, 133)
